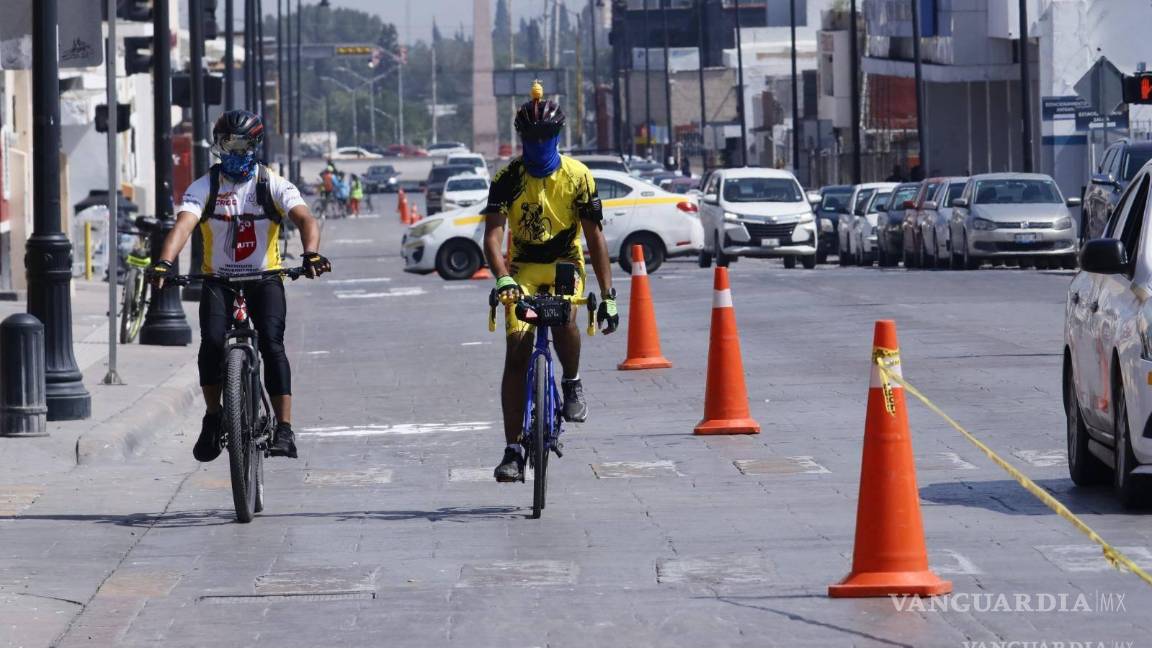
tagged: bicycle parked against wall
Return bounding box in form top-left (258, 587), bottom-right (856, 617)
top-left (119, 217), bottom-right (155, 344)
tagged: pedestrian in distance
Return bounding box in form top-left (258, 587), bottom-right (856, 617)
top-left (146, 110), bottom-right (332, 463)
top-left (349, 174), bottom-right (364, 217)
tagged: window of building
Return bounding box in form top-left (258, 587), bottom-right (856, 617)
top-left (766, 0), bottom-right (807, 27)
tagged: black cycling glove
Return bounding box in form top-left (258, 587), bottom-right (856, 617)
top-left (596, 288), bottom-right (619, 334)
top-left (146, 259), bottom-right (174, 288)
top-left (302, 252), bottom-right (331, 277)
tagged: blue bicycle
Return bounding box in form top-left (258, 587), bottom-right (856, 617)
top-left (489, 263), bottom-right (597, 519)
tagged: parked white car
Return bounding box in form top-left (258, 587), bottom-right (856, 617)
top-left (592, 170), bottom-right (704, 273)
top-left (402, 170), bottom-right (705, 279)
top-left (427, 141), bottom-right (470, 159)
top-left (331, 146), bottom-right (383, 160)
top-left (699, 168), bottom-right (820, 269)
top-left (918, 177), bottom-right (968, 268)
top-left (441, 174), bottom-right (489, 212)
top-left (837, 182), bottom-right (896, 266)
top-left (445, 153), bottom-right (491, 181)
top-left (849, 186), bottom-right (897, 266)
top-left (1064, 161), bottom-right (1152, 507)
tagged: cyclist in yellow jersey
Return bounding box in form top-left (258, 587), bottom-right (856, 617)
top-left (148, 110), bottom-right (330, 462)
top-left (483, 83), bottom-right (619, 482)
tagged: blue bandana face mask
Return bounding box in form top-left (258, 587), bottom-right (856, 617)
top-left (522, 135), bottom-right (561, 178)
top-left (220, 151), bottom-right (257, 181)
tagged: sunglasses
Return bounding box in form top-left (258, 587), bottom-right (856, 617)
top-left (214, 135), bottom-right (258, 155)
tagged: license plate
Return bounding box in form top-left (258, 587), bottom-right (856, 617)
top-left (761, 238), bottom-right (780, 248)
top-left (1015, 233), bottom-right (1039, 243)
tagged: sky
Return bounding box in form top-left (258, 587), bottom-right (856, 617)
top-left (334, 0), bottom-right (558, 44)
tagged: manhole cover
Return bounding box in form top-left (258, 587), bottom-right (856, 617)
top-left (657, 555), bottom-right (773, 585)
top-left (304, 469), bottom-right (393, 486)
top-left (733, 457), bottom-right (829, 476)
top-left (457, 561), bottom-right (577, 587)
top-left (255, 567), bottom-right (377, 594)
top-left (590, 460), bottom-right (680, 479)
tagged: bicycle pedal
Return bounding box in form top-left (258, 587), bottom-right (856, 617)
top-left (552, 443), bottom-right (564, 458)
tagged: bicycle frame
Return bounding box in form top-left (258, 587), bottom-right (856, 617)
top-left (521, 325), bottom-right (562, 456)
top-left (219, 287), bottom-right (275, 450)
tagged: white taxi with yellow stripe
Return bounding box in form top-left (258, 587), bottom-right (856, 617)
top-left (401, 170), bottom-right (704, 279)
top-left (592, 170), bottom-right (704, 273)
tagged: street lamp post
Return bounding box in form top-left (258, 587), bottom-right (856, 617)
top-left (733, 0), bottom-right (747, 166)
top-left (184, 0), bottom-right (209, 303)
top-left (662, 0), bottom-right (673, 169)
top-left (643, 0), bottom-right (651, 158)
top-left (849, 0), bottom-right (861, 184)
top-left (294, 0), bottom-right (302, 181)
top-left (790, 0), bottom-right (800, 174)
top-left (337, 67), bottom-right (393, 146)
top-left (322, 76), bottom-right (359, 145)
top-left (27, 0), bottom-right (91, 420)
top-left (697, 0), bottom-right (707, 168)
top-left (371, 107), bottom-right (399, 141)
top-left (1018, 0), bottom-right (1034, 172)
top-left (910, 0), bottom-right (929, 178)
top-left (140, 0), bottom-right (193, 346)
top-left (225, 0), bottom-right (235, 108)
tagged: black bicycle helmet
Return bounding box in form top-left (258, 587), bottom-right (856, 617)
top-left (514, 81), bottom-right (565, 141)
top-left (211, 109), bottom-right (264, 154)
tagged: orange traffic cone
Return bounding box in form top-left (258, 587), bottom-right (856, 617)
top-left (410, 205), bottom-right (421, 224)
top-left (618, 244), bottom-right (671, 370)
top-left (828, 320), bottom-right (952, 598)
top-left (693, 267), bottom-right (759, 435)
top-left (398, 188), bottom-right (410, 224)
top-left (471, 267), bottom-right (494, 280)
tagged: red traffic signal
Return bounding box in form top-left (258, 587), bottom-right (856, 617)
top-left (1123, 73), bottom-right (1152, 104)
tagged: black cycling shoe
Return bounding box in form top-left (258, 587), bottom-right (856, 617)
top-left (561, 378), bottom-right (587, 422)
top-left (193, 411), bottom-right (223, 462)
top-left (494, 447), bottom-right (525, 483)
top-left (269, 422), bottom-right (298, 458)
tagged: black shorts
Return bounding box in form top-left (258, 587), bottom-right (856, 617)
top-left (197, 278), bottom-right (291, 396)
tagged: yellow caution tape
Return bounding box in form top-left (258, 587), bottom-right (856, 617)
top-left (873, 347), bottom-right (900, 416)
top-left (875, 356), bottom-right (1152, 587)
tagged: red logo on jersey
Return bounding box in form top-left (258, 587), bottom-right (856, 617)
top-left (234, 219), bottom-right (257, 261)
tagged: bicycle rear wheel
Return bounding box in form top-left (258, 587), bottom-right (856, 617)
top-left (224, 347), bottom-right (258, 523)
top-left (119, 269), bottom-right (147, 344)
top-left (531, 354), bottom-right (549, 519)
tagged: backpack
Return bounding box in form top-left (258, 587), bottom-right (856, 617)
top-left (200, 164), bottom-right (283, 225)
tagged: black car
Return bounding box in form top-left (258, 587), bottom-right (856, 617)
top-left (364, 164), bottom-right (400, 193)
top-left (876, 182), bottom-right (921, 267)
top-left (1083, 140), bottom-right (1152, 240)
top-left (424, 163), bottom-right (478, 214)
top-left (816, 185), bottom-right (853, 262)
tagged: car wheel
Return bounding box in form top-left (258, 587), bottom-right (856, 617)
top-left (838, 241), bottom-right (850, 266)
top-left (783, 256), bottom-right (797, 269)
top-left (714, 233), bottom-right (730, 268)
top-left (1066, 357), bottom-right (1109, 486)
top-left (435, 239), bottom-right (483, 281)
top-left (618, 233), bottom-right (666, 275)
top-left (1062, 254), bottom-right (1078, 270)
top-left (801, 254), bottom-right (817, 269)
top-left (1018, 256), bottom-right (1035, 269)
top-left (1113, 384), bottom-right (1150, 508)
top-left (698, 249), bottom-right (712, 269)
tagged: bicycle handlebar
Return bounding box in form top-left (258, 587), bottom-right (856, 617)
top-left (488, 290), bottom-right (599, 336)
top-left (164, 267), bottom-right (307, 287)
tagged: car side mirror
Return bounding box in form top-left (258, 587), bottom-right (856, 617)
top-left (952, 198), bottom-right (969, 208)
top-left (1066, 197), bottom-right (1083, 208)
top-left (1091, 173), bottom-right (1117, 187)
top-left (902, 200), bottom-right (916, 209)
top-left (922, 200), bottom-right (938, 210)
top-left (703, 193), bottom-right (719, 205)
top-left (807, 191), bottom-right (822, 205)
top-left (1080, 238), bottom-right (1129, 274)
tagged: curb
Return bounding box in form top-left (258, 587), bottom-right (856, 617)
top-left (75, 367), bottom-right (201, 465)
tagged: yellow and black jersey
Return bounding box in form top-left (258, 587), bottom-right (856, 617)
top-left (484, 156), bottom-right (598, 270)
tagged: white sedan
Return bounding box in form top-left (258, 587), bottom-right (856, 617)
top-left (1064, 159), bottom-right (1152, 507)
top-left (331, 146), bottom-right (383, 160)
top-left (401, 171), bottom-right (704, 279)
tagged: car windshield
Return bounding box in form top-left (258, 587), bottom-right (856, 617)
top-left (448, 157), bottom-right (483, 168)
top-left (446, 178), bottom-right (488, 191)
top-left (820, 189), bottom-right (852, 211)
top-left (580, 159), bottom-right (628, 172)
top-left (429, 166), bottom-right (474, 183)
top-left (943, 183), bottom-right (965, 207)
top-left (722, 177), bottom-right (803, 203)
top-left (853, 189), bottom-right (876, 214)
top-left (368, 166), bottom-right (395, 175)
top-left (1122, 149), bottom-right (1152, 181)
top-left (868, 192), bottom-right (892, 212)
top-left (972, 179), bottom-right (1062, 204)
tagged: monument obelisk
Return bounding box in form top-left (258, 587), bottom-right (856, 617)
top-left (472, 0), bottom-right (499, 157)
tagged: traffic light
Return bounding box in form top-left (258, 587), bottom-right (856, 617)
top-left (172, 73), bottom-right (225, 107)
top-left (202, 0), bottom-right (219, 40)
top-left (1123, 73), bottom-right (1152, 104)
top-left (95, 104), bottom-right (132, 133)
top-left (123, 36), bottom-right (153, 75)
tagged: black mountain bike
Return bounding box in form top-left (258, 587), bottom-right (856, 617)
top-left (168, 267), bottom-right (307, 523)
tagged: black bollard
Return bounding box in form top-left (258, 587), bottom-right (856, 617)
top-left (0, 314), bottom-right (48, 437)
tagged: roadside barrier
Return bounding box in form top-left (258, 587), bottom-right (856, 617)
top-left (829, 320), bottom-right (952, 598)
top-left (694, 267), bottom-right (760, 435)
top-left (618, 244), bottom-right (672, 371)
top-left (398, 188), bottom-right (410, 224)
top-left (870, 335), bottom-right (1152, 588)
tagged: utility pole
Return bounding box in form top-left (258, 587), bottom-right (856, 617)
top-left (662, 0), bottom-right (673, 169)
top-left (103, 0), bottom-right (123, 386)
top-left (590, 0), bottom-right (600, 148)
top-left (790, 0), bottom-right (800, 174)
top-left (244, 0), bottom-right (254, 110)
top-left (431, 44), bottom-right (438, 144)
top-left (141, 0), bottom-right (193, 346)
top-left (734, 0), bottom-right (747, 165)
top-left (849, 0), bottom-right (861, 183)
top-left (575, 15), bottom-right (585, 145)
top-left (284, 0), bottom-right (293, 176)
top-left (225, 0), bottom-right (235, 108)
top-left (910, 0), bottom-right (929, 178)
top-left (1018, 0), bottom-right (1034, 172)
top-left (184, 0), bottom-right (209, 303)
top-left (256, 0), bottom-right (268, 157)
top-left (643, 0), bottom-right (651, 158)
top-left (277, 0), bottom-right (285, 137)
top-left (697, 0), bottom-right (708, 169)
top-left (294, 0), bottom-right (302, 179)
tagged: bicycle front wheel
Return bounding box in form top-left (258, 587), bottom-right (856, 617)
top-left (119, 269), bottom-right (147, 344)
top-left (224, 347), bottom-right (258, 523)
top-left (531, 354), bottom-right (549, 519)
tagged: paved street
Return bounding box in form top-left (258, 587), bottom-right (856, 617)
top-left (4, 199), bottom-right (1152, 647)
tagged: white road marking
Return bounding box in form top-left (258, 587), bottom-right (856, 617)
top-left (1035, 545), bottom-right (1152, 573)
top-left (330, 238), bottom-right (374, 244)
top-left (449, 467), bottom-right (533, 482)
top-left (304, 469), bottom-right (393, 485)
top-left (917, 452), bottom-right (979, 471)
top-left (458, 561), bottom-right (577, 587)
top-left (327, 277), bottom-right (393, 285)
top-left (656, 555), bottom-right (772, 585)
top-left (1013, 449), bottom-right (1066, 467)
top-left (590, 460), bottom-right (681, 479)
top-left (461, 341), bottom-right (490, 346)
top-left (443, 284), bottom-right (479, 290)
top-left (930, 549), bottom-right (982, 575)
top-left (335, 287), bottom-right (427, 299)
top-left (305, 350), bottom-right (330, 356)
top-left (733, 457), bottom-right (830, 476)
top-left (299, 421), bottom-right (493, 437)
